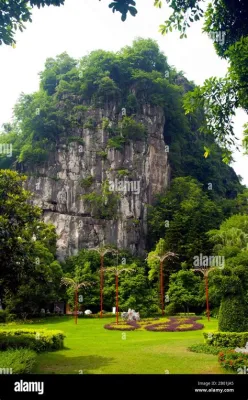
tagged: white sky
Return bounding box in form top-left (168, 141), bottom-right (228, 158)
top-left (0, 0), bottom-right (247, 185)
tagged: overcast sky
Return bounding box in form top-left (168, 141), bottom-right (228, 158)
top-left (0, 0), bottom-right (247, 185)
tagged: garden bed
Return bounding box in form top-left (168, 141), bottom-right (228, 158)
top-left (145, 317), bottom-right (204, 332)
top-left (104, 317), bottom-right (203, 332)
top-left (104, 318), bottom-right (159, 331)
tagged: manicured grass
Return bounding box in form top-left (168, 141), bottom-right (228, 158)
top-left (0, 348), bottom-right (37, 374)
top-left (1, 316), bottom-right (231, 374)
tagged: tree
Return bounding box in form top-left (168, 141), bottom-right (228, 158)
top-left (166, 268), bottom-right (201, 314)
top-left (118, 266), bottom-right (158, 316)
top-left (210, 266), bottom-right (248, 331)
top-left (0, 169), bottom-right (63, 315)
top-left (152, 0), bottom-right (248, 161)
top-left (0, 0), bottom-right (138, 46)
top-left (148, 177), bottom-right (224, 264)
top-left (207, 214), bottom-right (248, 330)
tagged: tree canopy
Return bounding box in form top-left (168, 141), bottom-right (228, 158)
top-left (0, 169), bottom-right (63, 314)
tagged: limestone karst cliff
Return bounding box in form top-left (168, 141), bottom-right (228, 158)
top-left (22, 102), bottom-right (170, 260)
top-left (1, 40), bottom-right (241, 262)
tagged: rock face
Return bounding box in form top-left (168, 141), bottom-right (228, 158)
top-left (23, 102), bottom-right (170, 260)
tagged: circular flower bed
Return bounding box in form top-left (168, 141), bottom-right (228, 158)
top-left (104, 317), bottom-right (203, 332)
top-left (145, 317), bottom-right (204, 332)
top-left (104, 323), bottom-right (137, 331)
top-left (104, 318), bottom-right (159, 331)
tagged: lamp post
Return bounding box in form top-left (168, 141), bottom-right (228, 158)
top-left (150, 252), bottom-right (177, 316)
top-left (104, 265), bottom-right (134, 325)
top-left (192, 266), bottom-right (216, 322)
top-left (90, 246), bottom-right (116, 318)
top-left (61, 278), bottom-right (90, 325)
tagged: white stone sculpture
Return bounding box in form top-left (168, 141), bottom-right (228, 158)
top-left (235, 342), bottom-right (248, 354)
top-left (121, 309), bottom-right (140, 321)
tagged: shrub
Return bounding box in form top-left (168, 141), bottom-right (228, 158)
top-left (80, 175), bottom-right (95, 188)
top-left (121, 116), bottom-right (147, 141)
top-left (126, 94), bottom-right (138, 114)
top-left (176, 312), bottom-right (196, 317)
top-left (188, 343), bottom-right (232, 355)
top-left (0, 310), bottom-right (8, 323)
top-left (107, 136), bottom-right (125, 150)
top-left (219, 296), bottom-right (248, 332)
top-left (84, 118), bottom-right (97, 130)
top-left (164, 303), bottom-right (177, 316)
top-left (117, 169), bottom-right (130, 177)
top-left (96, 150), bottom-right (108, 159)
top-left (0, 310), bottom-right (16, 323)
top-left (0, 349), bottom-right (37, 374)
top-left (218, 350), bottom-right (248, 373)
top-left (79, 312), bottom-right (115, 318)
top-left (203, 332), bottom-right (248, 348)
top-left (0, 329), bottom-right (65, 352)
top-left (210, 307), bottom-right (219, 318)
top-left (67, 136), bottom-right (84, 145)
top-left (102, 117), bottom-right (110, 130)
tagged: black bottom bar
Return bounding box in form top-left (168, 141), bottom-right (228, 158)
top-left (0, 375), bottom-right (247, 399)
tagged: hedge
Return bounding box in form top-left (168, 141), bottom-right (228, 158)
top-left (0, 329), bottom-right (65, 352)
top-left (0, 310), bottom-right (16, 323)
top-left (203, 332), bottom-right (248, 348)
top-left (0, 349), bottom-right (36, 374)
top-left (188, 343), bottom-right (233, 355)
top-left (219, 296), bottom-right (248, 332)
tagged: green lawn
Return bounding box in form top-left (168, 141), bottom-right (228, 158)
top-left (4, 316), bottom-right (230, 374)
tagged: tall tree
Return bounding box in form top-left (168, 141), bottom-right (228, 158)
top-left (0, 169), bottom-right (63, 314)
top-left (148, 177), bottom-right (224, 263)
top-left (153, 0), bottom-right (248, 161)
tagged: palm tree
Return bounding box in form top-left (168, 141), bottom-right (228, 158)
top-left (89, 246), bottom-right (117, 317)
top-left (61, 277), bottom-right (91, 324)
top-left (210, 228), bottom-right (248, 250)
top-left (104, 265), bottom-right (135, 324)
top-left (149, 251), bottom-right (178, 316)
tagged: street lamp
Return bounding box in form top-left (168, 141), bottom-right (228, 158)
top-left (192, 266), bottom-right (216, 322)
top-left (149, 252), bottom-right (178, 316)
top-left (89, 246), bottom-right (117, 318)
